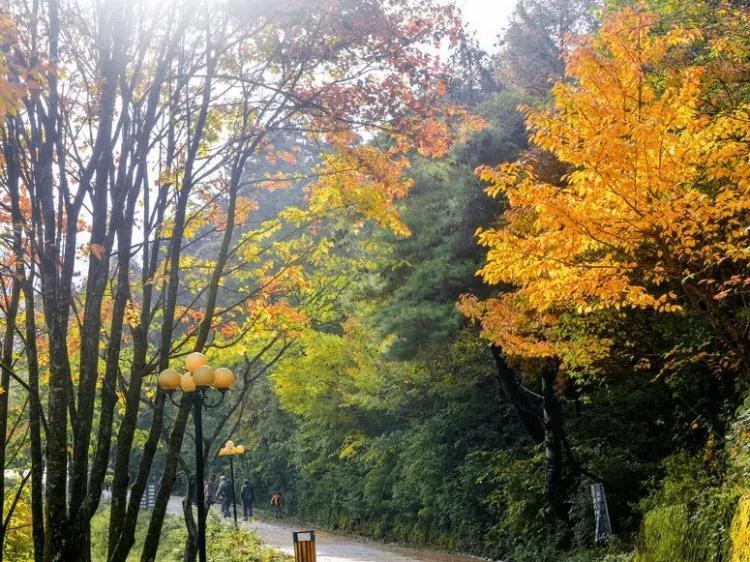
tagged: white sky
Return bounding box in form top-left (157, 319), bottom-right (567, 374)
top-left (453, 0), bottom-right (519, 52)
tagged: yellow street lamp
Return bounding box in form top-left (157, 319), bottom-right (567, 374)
top-left (158, 353), bottom-right (235, 562)
top-left (218, 439), bottom-right (245, 526)
top-left (158, 368), bottom-right (180, 391)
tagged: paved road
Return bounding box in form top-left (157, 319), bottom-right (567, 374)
top-left (167, 497), bottom-right (488, 562)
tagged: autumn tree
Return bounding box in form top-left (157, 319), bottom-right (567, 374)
top-left (466, 5), bottom-right (750, 365)
top-left (463, 1), bottom-right (750, 523)
top-left (0, 0), bottom-right (471, 560)
top-left (0, 11), bottom-right (43, 560)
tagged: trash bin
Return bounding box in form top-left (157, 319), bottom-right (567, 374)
top-left (293, 530), bottom-right (316, 562)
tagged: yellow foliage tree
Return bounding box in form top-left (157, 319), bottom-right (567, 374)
top-left (462, 6), bottom-right (750, 369)
top-left (731, 492), bottom-right (750, 562)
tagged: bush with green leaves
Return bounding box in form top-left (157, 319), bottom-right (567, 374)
top-left (90, 507), bottom-right (290, 562)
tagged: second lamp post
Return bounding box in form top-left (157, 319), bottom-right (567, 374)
top-left (159, 352), bottom-right (235, 562)
top-left (218, 440), bottom-right (245, 526)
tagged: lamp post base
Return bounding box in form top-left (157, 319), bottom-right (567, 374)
top-left (194, 391), bottom-right (207, 562)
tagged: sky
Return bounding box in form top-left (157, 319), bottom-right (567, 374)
top-left (454, 0), bottom-right (519, 52)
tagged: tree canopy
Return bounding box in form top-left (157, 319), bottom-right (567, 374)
top-left (2, 1), bottom-right (750, 562)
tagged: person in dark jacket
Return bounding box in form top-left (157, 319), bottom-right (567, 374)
top-left (204, 476), bottom-right (217, 511)
top-left (216, 475), bottom-right (232, 517)
top-left (240, 480), bottom-right (254, 520)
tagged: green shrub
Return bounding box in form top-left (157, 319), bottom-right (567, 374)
top-left (206, 512), bottom-right (292, 561)
top-left (635, 505), bottom-right (689, 562)
top-left (634, 455), bottom-right (737, 562)
top-left (91, 506), bottom-right (186, 561)
top-left (90, 506), bottom-right (291, 562)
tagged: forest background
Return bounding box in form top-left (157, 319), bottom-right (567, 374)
top-left (2, 1), bottom-right (750, 562)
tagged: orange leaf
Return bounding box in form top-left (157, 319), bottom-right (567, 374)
top-left (90, 243), bottom-right (105, 260)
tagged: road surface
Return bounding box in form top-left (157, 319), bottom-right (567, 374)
top-left (167, 497), bottom-right (488, 562)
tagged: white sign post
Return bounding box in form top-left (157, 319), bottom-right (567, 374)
top-left (591, 483), bottom-right (612, 543)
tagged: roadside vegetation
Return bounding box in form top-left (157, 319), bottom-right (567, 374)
top-left (90, 507), bottom-right (291, 562)
top-left (2, 1), bottom-right (750, 561)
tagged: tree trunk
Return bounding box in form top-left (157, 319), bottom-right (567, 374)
top-left (37, 2), bottom-right (71, 558)
top-left (120, 37), bottom-right (219, 560)
top-left (24, 273), bottom-right (45, 562)
top-left (181, 476), bottom-right (198, 562)
top-left (7, 119), bottom-right (45, 560)
top-left (136, 398), bottom-right (191, 562)
top-left (77, 190), bottom-right (136, 533)
top-left (541, 363), bottom-right (568, 523)
top-left (490, 345), bottom-right (544, 443)
top-left (0, 115), bottom-right (24, 556)
top-left (0, 269), bottom-right (21, 554)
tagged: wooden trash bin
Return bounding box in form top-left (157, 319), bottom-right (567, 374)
top-left (293, 530), bottom-right (316, 562)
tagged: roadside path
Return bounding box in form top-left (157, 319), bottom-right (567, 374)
top-left (167, 497), bottom-right (487, 562)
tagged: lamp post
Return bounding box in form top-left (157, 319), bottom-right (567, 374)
top-left (218, 440), bottom-right (245, 527)
top-left (159, 352), bottom-right (235, 562)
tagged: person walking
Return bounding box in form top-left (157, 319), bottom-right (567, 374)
top-left (240, 480), bottom-right (254, 520)
top-left (216, 475), bottom-right (231, 517)
top-left (204, 476), bottom-right (216, 511)
top-left (226, 477), bottom-right (235, 518)
top-left (271, 491), bottom-right (282, 519)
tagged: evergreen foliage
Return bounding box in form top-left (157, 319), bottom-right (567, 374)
top-left (2, 1), bottom-right (750, 561)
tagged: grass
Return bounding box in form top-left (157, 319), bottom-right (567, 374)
top-left (91, 504), bottom-right (292, 561)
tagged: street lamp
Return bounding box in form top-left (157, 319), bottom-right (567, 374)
top-left (218, 440), bottom-right (245, 527)
top-left (159, 352), bottom-right (235, 562)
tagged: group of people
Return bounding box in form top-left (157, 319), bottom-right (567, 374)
top-left (203, 476), bottom-right (258, 520)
